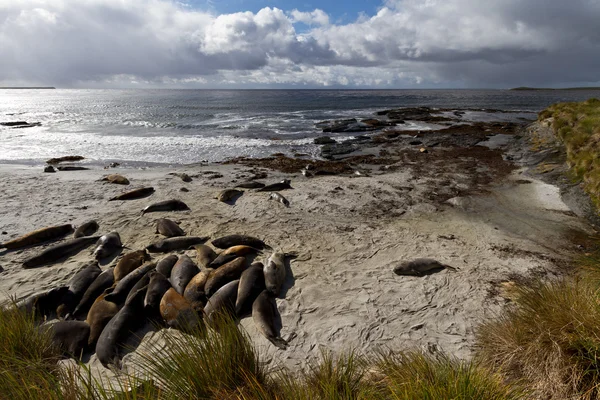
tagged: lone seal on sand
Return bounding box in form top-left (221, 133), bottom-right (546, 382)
top-left (393, 258), bottom-right (457, 276)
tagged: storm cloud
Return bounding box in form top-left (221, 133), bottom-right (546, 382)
top-left (0, 0), bottom-right (599, 87)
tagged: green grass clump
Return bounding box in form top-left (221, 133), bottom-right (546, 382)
top-left (0, 305), bottom-right (64, 399)
top-left (476, 278), bottom-right (600, 399)
top-left (540, 98), bottom-right (600, 208)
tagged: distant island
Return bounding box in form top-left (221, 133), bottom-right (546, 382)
top-left (510, 86), bottom-right (600, 91)
top-left (0, 86), bottom-right (56, 89)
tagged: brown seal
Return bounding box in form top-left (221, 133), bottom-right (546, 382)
top-left (183, 269), bottom-right (213, 311)
top-left (86, 290), bottom-right (119, 346)
top-left (194, 244), bottom-right (217, 269)
top-left (215, 189), bottom-right (243, 203)
top-left (142, 199), bottom-right (190, 215)
top-left (211, 234), bottom-right (270, 250)
top-left (101, 174), bottom-right (130, 185)
top-left (109, 187), bottom-right (155, 201)
top-left (0, 224), bottom-right (74, 250)
top-left (209, 245), bottom-right (260, 268)
top-left (156, 218), bottom-right (185, 237)
top-left (104, 262), bottom-right (156, 306)
top-left (204, 257), bottom-right (248, 297)
top-left (159, 287), bottom-right (201, 330)
top-left (22, 236), bottom-right (100, 268)
top-left (74, 220), bottom-right (99, 238)
top-left (393, 258), bottom-right (457, 276)
top-left (146, 236), bottom-right (209, 253)
top-left (113, 250), bottom-right (151, 282)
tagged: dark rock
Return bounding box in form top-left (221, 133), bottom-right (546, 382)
top-left (47, 156), bottom-right (85, 164)
top-left (57, 166), bottom-right (90, 171)
top-left (321, 143), bottom-right (357, 159)
top-left (1, 121), bottom-right (41, 128)
top-left (409, 140), bottom-right (423, 145)
top-left (314, 136), bottom-right (337, 145)
top-left (44, 166), bottom-right (56, 173)
top-left (180, 187), bottom-right (190, 192)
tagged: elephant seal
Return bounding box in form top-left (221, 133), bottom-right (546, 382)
top-left (183, 269), bottom-right (213, 311)
top-left (235, 262), bottom-right (265, 317)
top-left (48, 320), bottom-right (91, 357)
top-left (203, 280), bottom-right (239, 324)
top-left (211, 235), bottom-right (270, 250)
top-left (93, 232), bottom-right (123, 260)
top-left (104, 262), bottom-right (156, 306)
top-left (74, 221), bottom-right (99, 238)
top-left (109, 187), bottom-right (155, 201)
top-left (204, 257), bottom-right (248, 297)
top-left (159, 288), bottom-right (201, 330)
top-left (264, 251), bottom-right (292, 297)
top-left (101, 174), bottom-right (130, 185)
top-left (96, 285), bottom-right (147, 368)
top-left (156, 254), bottom-right (178, 277)
top-left (393, 258), bottom-right (457, 276)
top-left (18, 286), bottom-right (69, 319)
top-left (124, 271), bottom-right (151, 304)
top-left (146, 236), bottom-right (209, 253)
top-left (169, 255), bottom-right (199, 295)
top-left (114, 250), bottom-right (151, 282)
top-left (22, 236), bottom-right (100, 268)
top-left (269, 192), bottom-right (289, 207)
top-left (144, 271), bottom-right (171, 316)
top-left (156, 218), bottom-right (185, 237)
top-left (256, 179), bottom-right (292, 192)
top-left (215, 189), bottom-right (243, 203)
top-left (86, 290), bottom-right (119, 346)
top-left (56, 262), bottom-right (102, 319)
top-left (0, 224), bottom-right (74, 250)
top-left (252, 290), bottom-right (288, 350)
top-left (71, 267), bottom-right (115, 320)
top-left (209, 245), bottom-right (260, 268)
top-left (194, 244), bottom-right (217, 269)
top-left (235, 181), bottom-right (265, 189)
top-left (142, 199), bottom-right (190, 215)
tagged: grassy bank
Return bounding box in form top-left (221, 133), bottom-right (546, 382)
top-left (538, 98), bottom-right (600, 207)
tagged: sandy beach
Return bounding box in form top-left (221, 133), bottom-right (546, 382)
top-left (0, 118), bottom-right (596, 381)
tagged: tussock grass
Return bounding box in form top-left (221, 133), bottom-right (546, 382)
top-left (476, 278), bottom-right (600, 399)
top-left (539, 98), bottom-right (600, 207)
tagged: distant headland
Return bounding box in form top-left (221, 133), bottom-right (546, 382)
top-left (510, 86), bottom-right (600, 91)
top-left (0, 86), bottom-right (56, 89)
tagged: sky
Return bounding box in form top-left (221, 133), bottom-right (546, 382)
top-left (1, 0), bottom-right (599, 89)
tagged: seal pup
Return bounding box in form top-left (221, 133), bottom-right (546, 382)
top-left (156, 218), bottom-right (185, 238)
top-left (235, 262), bottom-right (265, 317)
top-left (256, 179), bottom-right (292, 192)
top-left (156, 254), bottom-right (178, 277)
top-left (203, 280), bottom-right (239, 324)
top-left (212, 234), bottom-right (270, 250)
top-left (113, 250), bottom-right (151, 282)
top-left (70, 267), bottom-right (115, 320)
top-left (235, 181), bottom-right (265, 189)
top-left (142, 199), bottom-right (190, 215)
top-left (144, 271), bottom-right (172, 317)
top-left (393, 258), bottom-right (457, 276)
top-left (194, 244), bottom-right (217, 269)
top-left (96, 285), bottom-right (147, 368)
top-left (215, 189), bottom-right (243, 203)
top-left (204, 257), bottom-right (248, 297)
top-left (169, 255), bottom-right (200, 295)
top-left (264, 251), bottom-right (296, 297)
top-left (22, 236), bottom-right (100, 268)
top-left (269, 192), bottom-right (289, 207)
top-left (100, 174), bottom-right (129, 185)
top-left (209, 245), bottom-right (260, 268)
top-left (74, 221), bottom-right (99, 238)
top-left (183, 269), bottom-right (213, 311)
top-left (159, 288), bottom-right (201, 330)
top-left (56, 262), bottom-right (102, 319)
top-left (146, 236), bottom-right (209, 253)
top-left (252, 290), bottom-right (288, 350)
top-left (104, 262), bottom-right (156, 306)
top-left (94, 232), bottom-right (123, 260)
top-left (0, 224), bottom-right (74, 250)
top-left (109, 187), bottom-right (154, 201)
top-left (86, 290), bottom-right (119, 346)
top-left (47, 320), bottom-right (91, 358)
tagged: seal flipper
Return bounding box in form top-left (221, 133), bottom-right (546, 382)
top-left (268, 336), bottom-right (288, 350)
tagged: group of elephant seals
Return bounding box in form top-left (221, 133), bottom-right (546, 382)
top-left (0, 224), bottom-right (74, 250)
top-left (142, 199), bottom-right (190, 215)
top-left (393, 258), bottom-right (457, 276)
top-left (156, 218), bottom-right (185, 237)
top-left (74, 221), bottom-right (99, 238)
top-left (211, 234), bottom-right (270, 250)
top-left (101, 174), bottom-right (130, 185)
top-left (146, 236), bottom-right (208, 253)
top-left (257, 179), bottom-right (292, 192)
top-left (22, 236), bottom-right (100, 268)
top-left (109, 187), bottom-right (155, 201)
top-left (269, 192), bottom-right (289, 207)
top-left (94, 232), bottom-right (123, 260)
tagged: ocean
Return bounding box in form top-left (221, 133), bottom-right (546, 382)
top-left (1, 89), bottom-right (599, 167)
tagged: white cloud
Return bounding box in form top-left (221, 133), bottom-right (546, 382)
top-left (0, 0), bottom-right (599, 88)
